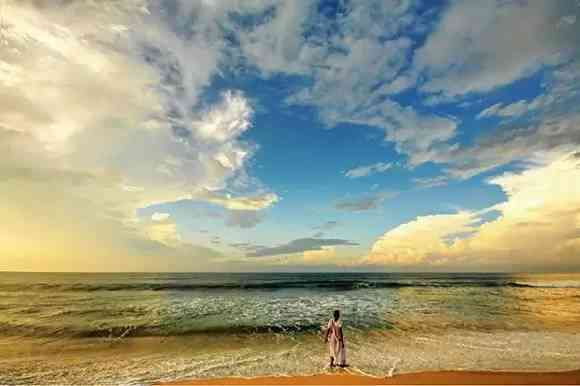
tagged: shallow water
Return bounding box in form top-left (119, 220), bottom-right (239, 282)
top-left (1, 272), bottom-right (579, 384)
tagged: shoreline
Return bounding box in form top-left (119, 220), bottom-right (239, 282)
top-left (161, 369), bottom-right (580, 385)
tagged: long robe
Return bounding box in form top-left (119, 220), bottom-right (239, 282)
top-left (327, 318), bottom-right (346, 365)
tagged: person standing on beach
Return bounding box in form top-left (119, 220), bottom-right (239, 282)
top-left (324, 309), bottom-right (347, 368)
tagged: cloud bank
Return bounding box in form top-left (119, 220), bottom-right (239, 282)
top-left (364, 153), bottom-right (580, 271)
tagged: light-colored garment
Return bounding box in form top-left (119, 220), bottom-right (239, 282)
top-left (327, 318), bottom-right (346, 365)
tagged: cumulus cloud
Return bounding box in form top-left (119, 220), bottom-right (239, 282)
top-left (344, 162), bottom-right (392, 178)
top-left (335, 191), bottom-right (397, 212)
top-left (247, 238), bottom-right (358, 258)
top-left (364, 152), bottom-right (580, 271)
top-left (367, 211), bottom-right (478, 266)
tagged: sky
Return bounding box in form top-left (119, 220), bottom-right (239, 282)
top-left (1, 0), bottom-right (579, 272)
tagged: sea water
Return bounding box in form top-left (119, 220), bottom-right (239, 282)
top-left (1, 272), bottom-right (579, 384)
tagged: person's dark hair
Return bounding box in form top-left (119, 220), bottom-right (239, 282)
top-left (333, 309), bottom-right (340, 321)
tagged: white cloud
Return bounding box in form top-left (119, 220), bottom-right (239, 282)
top-left (367, 211), bottom-right (478, 266)
top-left (477, 103), bottom-right (512, 120)
top-left (238, 0), bottom-right (458, 167)
top-left (494, 100), bottom-right (534, 118)
top-left (239, 0), bottom-right (315, 75)
top-left (414, 1), bottom-right (580, 98)
top-left (287, 37), bottom-right (413, 122)
top-left (1, 1), bottom-right (266, 208)
top-left (196, 190), bottom-right (279, 211)
top-left (344, 162), bottom-right (392, 178)
top-left (284, 35), bottom-right (459, 166)
top-left (337, 100), bottom-right (458, 166)
top-left (476, 95), bottom-right (554, 120)
top-left (413, 175), bottom-right (450, 189)
top-left (192, 91), bottom-right (253, 143)
top-left (151, 212), bottom-right (170, 222)
top-left (419, 55), bottom-right (580, 179)
top-left (0, 1), bottom-right (276, 270)
top-left (365, 152), bottom-right (580, 270)
top-left (240, 0), bottom-right (579, 179)
top-left (0, 1), bottom-right (159, 147)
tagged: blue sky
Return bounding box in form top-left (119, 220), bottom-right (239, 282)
top-left (2, 0), bottom-right (580, 272)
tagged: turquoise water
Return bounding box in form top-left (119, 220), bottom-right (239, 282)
top-left (1, 272), bottom-right (579, 384)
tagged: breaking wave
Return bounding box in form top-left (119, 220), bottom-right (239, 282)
top-left (4, 280), bottom-right (579, 292)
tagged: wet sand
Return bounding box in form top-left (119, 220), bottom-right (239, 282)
top-left (161, 369), bottom-right (580, 385)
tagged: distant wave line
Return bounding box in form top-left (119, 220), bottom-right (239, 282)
top-left (1, 280), bottom-right (579, 292)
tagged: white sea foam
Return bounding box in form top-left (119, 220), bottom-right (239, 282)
top-left (513, 280), bottom-right (580, 288)
top-left (2, 331), bottom-right (580, 384)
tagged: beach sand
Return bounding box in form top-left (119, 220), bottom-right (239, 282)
top-left (161, 369), bottom-right (580, 385)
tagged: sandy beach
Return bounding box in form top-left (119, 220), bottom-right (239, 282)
top-left (162, 369), bottom-right (580, 385)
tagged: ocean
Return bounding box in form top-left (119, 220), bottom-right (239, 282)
top-left (1, 272), bottom-right (579, 384)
